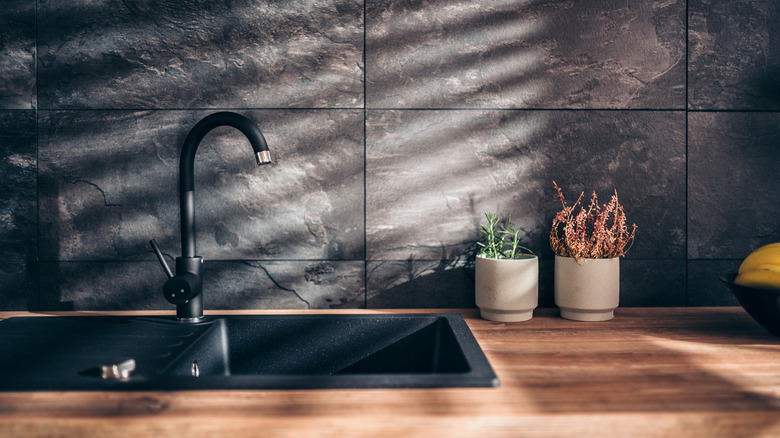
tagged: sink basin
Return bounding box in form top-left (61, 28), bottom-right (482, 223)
top-left (0, 313), bottom-right (498, 390)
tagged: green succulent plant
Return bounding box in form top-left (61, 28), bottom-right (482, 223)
top-left (477, 212), bottom-right (534, 259)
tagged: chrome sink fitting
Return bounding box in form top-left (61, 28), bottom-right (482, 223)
top-left (151, 112), bottom-right (272, 321)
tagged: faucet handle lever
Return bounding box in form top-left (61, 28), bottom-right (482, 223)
top-left (149, 239), bottom-right (174, 279)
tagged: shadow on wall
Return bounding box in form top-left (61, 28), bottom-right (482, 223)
top-left (0, 111), bottom-right (37, 309)
top-left (37, 0), bottom-right (364, 109)
top-left (27, 0), bottom-right (690, 310)
top-left (33, 0), bottom-right (556, 310)
top-left (366, 1), bottom-right (550, 108)
top-left (33, 0), bottom-right (369, 313)
top-left (366, 0), bottom-right (685, 108)
top-left (37, 108), bottom-right (366, 310)
top-left (752, 67), bottom-right (780, 109)
top-left (364, 0), bottom-right (687, 306)
top-left (368, 250), bottom-right (479, 309)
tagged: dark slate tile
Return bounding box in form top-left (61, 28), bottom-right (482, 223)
top-left (538, 259), bottom-right (554, 308)
top-left (0, 2), bottom-right (35, 109)
top-left (38, 262), bottom-right (163, 311)
top-left (689, 0), bottom-right (780, 110)
top-left (366, 259), bottom-right (475, 308)
top-left (39, 110), bottom-right (364, 261)
top-left (688, 112), bottom-right (780, 259)
top-left (619, 260), bottom-right (686, 307)
top-left (367, 0), bottom-right (684, 109)
top-left (38, 260), bottom-right (364, 311)
top-left (206, 261), bottom-right (365, 309)
top-left (38, 0), bottom-right (363, 109)
top-left (0, 111), bottom-right (36, 262)
top-left (366, 110), bottom-right (685, 261)
top-left (687, 260), bottom-right (741, 306)
top-left (38, 111), bottom-right (178, 261)
top-left (0, 263), bottom-right (36, 311)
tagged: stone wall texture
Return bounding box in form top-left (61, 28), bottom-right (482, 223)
top-left (1, 0), bottom-right (777, 310)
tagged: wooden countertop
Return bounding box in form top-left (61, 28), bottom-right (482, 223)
top-left (0, 308), bottom-right (779, 437)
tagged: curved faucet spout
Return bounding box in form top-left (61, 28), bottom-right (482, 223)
top-left (180, 111), bottom-right (271, 193)
top-left (179, 112), bottom-right (272, 258)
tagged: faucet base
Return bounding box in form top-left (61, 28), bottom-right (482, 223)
top-left (176, 293), bottom-right (203, 321)
top-left (174, 257), bottom-right (203, 320)
top-left (177, 316), bottom-right (204, 323)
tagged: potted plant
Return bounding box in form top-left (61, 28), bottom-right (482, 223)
top-left (549, 181), bottom-right (637, 321)
top-left (475, 212), bottom-right (538, 322)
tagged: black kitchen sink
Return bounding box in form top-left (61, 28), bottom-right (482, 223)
top-left (0, 313), bottom-right (498, 390)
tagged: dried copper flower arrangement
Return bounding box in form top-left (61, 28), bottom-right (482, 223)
top-left (549, 181), bottom-right (637, 260)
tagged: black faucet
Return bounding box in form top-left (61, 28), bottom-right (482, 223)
top-left (150, 112), bottom-right (272, 320)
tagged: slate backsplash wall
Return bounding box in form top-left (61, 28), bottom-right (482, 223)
top-left (1, 0), bottom-right (778, 311)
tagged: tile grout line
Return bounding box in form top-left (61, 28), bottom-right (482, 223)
top-left (685, 0), bottom-right (690, 307)
top-left (34, 0), bottom-right (40, 311)
top-left (33, 107), bottom-right (780, 113)
top-left (363, 0), bottom-right (368, 309)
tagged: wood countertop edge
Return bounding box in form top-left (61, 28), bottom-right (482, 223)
top-left (0, 306), bottom-right (753, 319)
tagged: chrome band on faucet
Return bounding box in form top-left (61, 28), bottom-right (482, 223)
top-left (255, 150), bottom-right (272, 165)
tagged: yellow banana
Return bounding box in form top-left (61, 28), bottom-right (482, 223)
top-left (754, 264), bottom-right (780, 274)
top-left (738, 244), bottom-right (780, 274)
top-left (734, 268), bottom-right (780, 290)
top-left (751, 242), bottom-right (780, 252)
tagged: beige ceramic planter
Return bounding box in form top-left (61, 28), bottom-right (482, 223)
top-left (475, 254), bottom-right (539, 322)
top-left (554, 255), bottom-right (620, 322)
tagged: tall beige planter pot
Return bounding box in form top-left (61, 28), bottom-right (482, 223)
top-left (475, 254), bottom-right (538, 322)
top-left (554, 255), bottom-right (620, 321)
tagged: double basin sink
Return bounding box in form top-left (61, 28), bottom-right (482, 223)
top-left (0, 313), bottom-right (498, 391)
